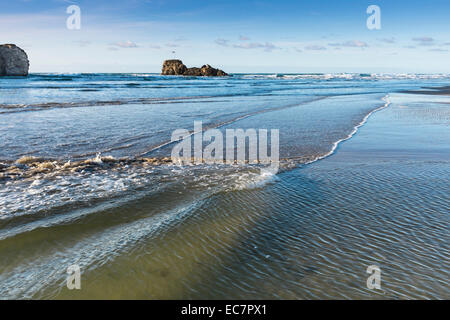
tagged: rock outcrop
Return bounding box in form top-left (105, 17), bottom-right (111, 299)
top-left (161, 60), bottom-right (227, 77)
top-left (0, 44), bottom-right (29, 76)
top-left (161, 59), bottom-right (187, 75)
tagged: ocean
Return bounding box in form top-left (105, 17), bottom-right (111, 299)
top-left (0, 73), bottom-right (449, 299)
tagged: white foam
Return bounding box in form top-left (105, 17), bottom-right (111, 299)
top-left (305, 95), bottom-right (391, 165)
top-left (239, 73), bottom-right (450, 81)
top-left (227, 167), bottom-right (279, 191)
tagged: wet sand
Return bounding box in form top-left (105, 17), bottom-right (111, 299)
top-left (401, 85), bottom-right (450, 95)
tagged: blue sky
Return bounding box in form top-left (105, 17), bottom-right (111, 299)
top-left (1, 0), bottom-right (449, 73)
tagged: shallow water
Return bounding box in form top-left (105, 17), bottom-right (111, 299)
top-left (0, 74), bottom-right (449, 299)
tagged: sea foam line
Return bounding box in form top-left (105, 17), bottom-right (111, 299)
top-left (304, 94), bottom-right (391, 165)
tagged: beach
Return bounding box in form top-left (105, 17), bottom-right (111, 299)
top-left (0, 73), bottom-right (449, 299)
top-left (402, 85), bottom-right (450, 95)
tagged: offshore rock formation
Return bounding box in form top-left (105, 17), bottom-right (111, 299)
top-left (161, 59), bottom-right (227, 77)
top-left (0, 44), bottom-right (29, 76)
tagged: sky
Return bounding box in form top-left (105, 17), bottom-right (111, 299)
top-left (0, 0), bottom-right (449, 73)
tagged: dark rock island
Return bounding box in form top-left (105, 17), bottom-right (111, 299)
top-left (161, 60), bottom-right (228, 77)
top-left (0, 44), bottom-right (29, 76)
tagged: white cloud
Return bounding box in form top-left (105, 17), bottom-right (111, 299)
top-left (412, 37), bottom-right (434, 42)
top-left (216, 38), bottom-right (278, 51)
top-left (233, 42), bottom-right (278, 51)
top-left (74, 40), bottom-right (91, 47)
top-left (378, 37), bottom-right (396, 44)
top-left (239, 35), bottom-right (250, 41)
top-left (215, 38), bottom-right (229, 47)
top-left (112, 40), bottom-right (139, 48)
top-left (412, 37), bottom-right (435, 46)
top-left (329, 40), bottom-right (368, 48)
top-left (429, 48), bottom-right (448, 52)
top-left (305, 45), bottom-right (327, 51)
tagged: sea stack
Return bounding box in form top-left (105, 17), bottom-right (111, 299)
top-left (161, 59), bottom-right (228, 77)
top-left (0, 44), bottom-right (29, 76)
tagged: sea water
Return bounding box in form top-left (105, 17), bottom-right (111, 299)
top-left (0, 73), bottom-right (448, 299)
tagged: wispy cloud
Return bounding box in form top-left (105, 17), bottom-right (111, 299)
top-left (329, 40), bottom-right (368, 48)
top-left (74, 40), bottom-right (91, 47)
top-left (305, 45), bottom-right (327, 51)
top-left (215, 38), bottom-right (229, 47)
top-left (111, 40), bottom-right (139, 48)
top-left (232, 42), bottom-right (279, 52)
top-left (412, 37), bottom-right (435, 46)
top-left (429, 48), bottom-right (448, 52)
top-left (215, 37), bottom-right (277, 51)
top-left (378, 37), bottom-right (396, 44)
top-left (165, 43), bottom-right (180, 48)
top-left (149, 44), bottom-right (162, 49)
top-left (412, 36), bottom-right (434, 42)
